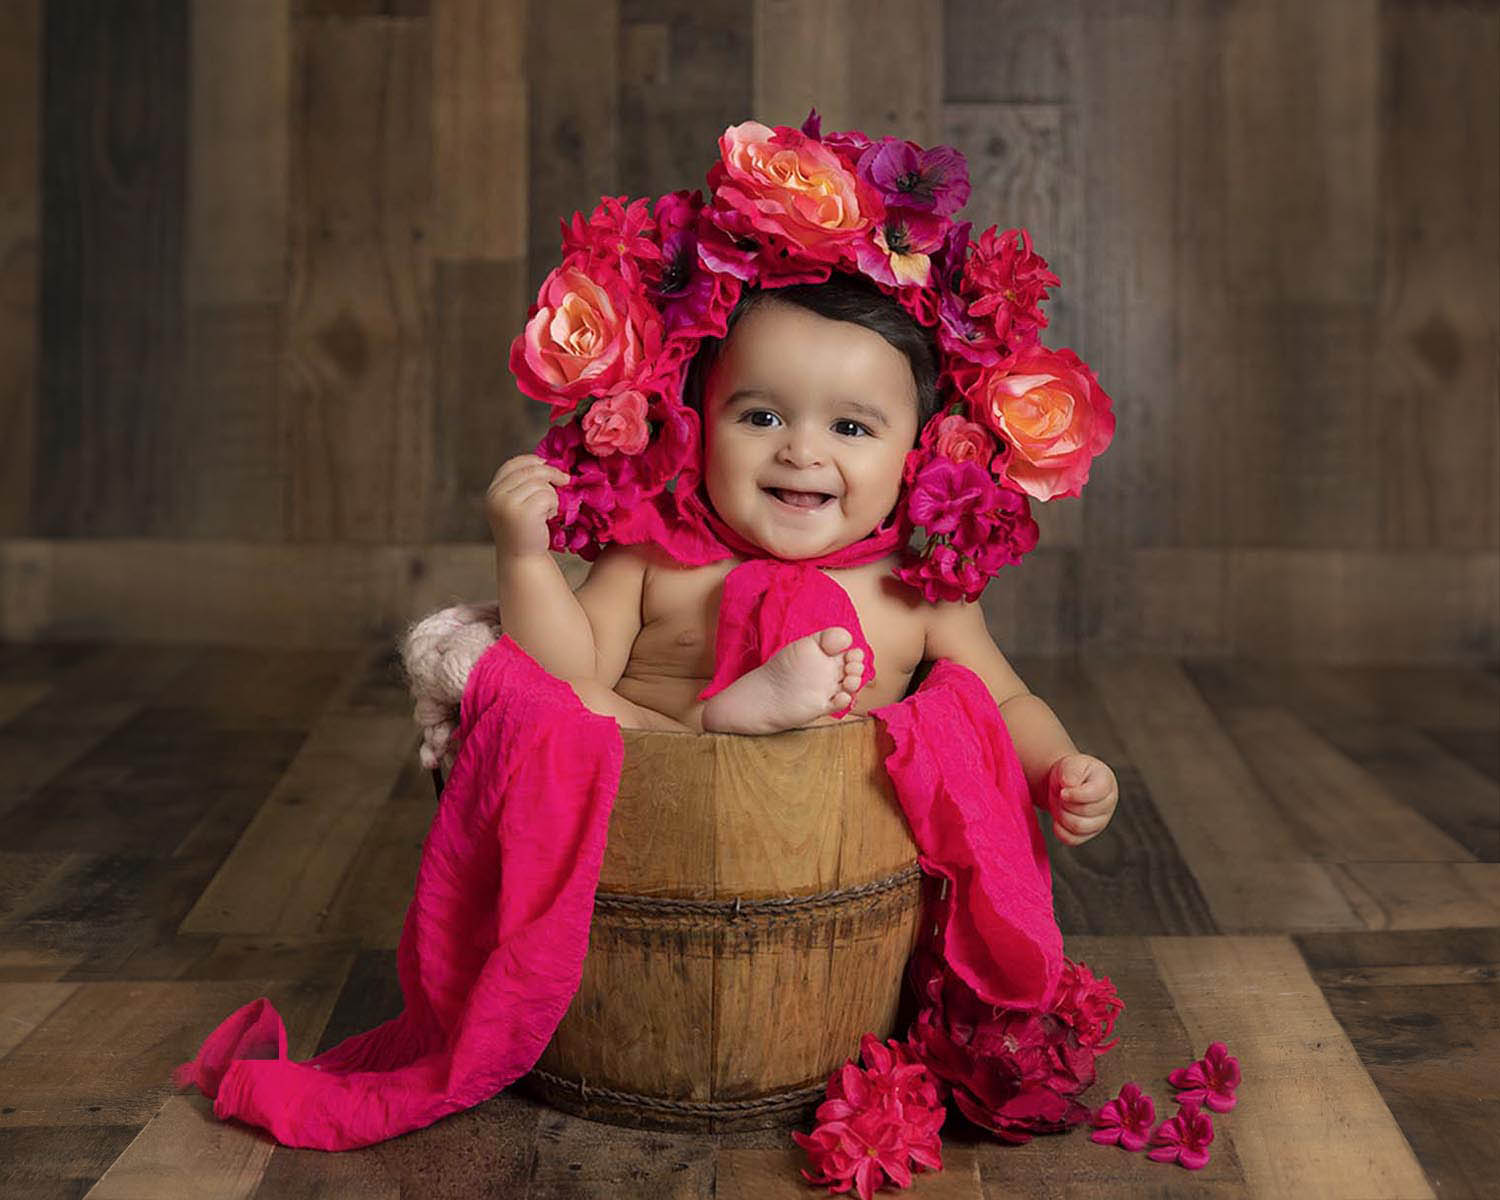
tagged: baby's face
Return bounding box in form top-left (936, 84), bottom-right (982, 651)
top-left (701, 302), bottom-right (920, 560)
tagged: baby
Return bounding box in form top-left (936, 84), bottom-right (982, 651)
top-left (486, 276), bottom-right (1118, 847)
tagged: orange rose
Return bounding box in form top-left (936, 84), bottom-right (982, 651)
top-left (712, 121), bottom-right (874, 258)
top-left (974, 348), bottom-right (1115, 501)
top-left (509, 257), bottom-right (662, 412)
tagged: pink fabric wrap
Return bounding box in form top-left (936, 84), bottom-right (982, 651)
top-left (171, 564), bottom-right (1063, 1151)
top-left (697, 560), bottom-right (874, 718)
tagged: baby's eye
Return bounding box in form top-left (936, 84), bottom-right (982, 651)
top-left (739, 410), bottom-right (870, 437)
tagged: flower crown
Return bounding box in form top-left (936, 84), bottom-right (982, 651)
top-left (509, 110), bottom-right (1115, 602)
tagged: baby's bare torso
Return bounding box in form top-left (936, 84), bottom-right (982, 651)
top-left (616, 549), bottom-right (931, 732)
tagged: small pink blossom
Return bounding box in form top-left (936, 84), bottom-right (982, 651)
top-left (1147, 1098), bottom-right (1215, 1170)
top-left (1089, 1082), bottom-right (1156, 1151)
top-left (1167, 1042), bottom-right (1241, 1113)
top-left (929, 414), bottom-right (993, 465)
top-left (580, 389), bottom-right (651, 456)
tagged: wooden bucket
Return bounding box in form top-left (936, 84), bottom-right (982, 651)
top-left (520, 715), bottom-right (926, 1132)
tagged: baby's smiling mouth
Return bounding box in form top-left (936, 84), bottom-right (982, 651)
top-left (762, 486), bottom-right (836, 510)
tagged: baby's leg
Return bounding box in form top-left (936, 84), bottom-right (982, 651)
top-left (567, 677), bottom-right (696, 733)
top-left (701, 627), bottom-right (866, 736)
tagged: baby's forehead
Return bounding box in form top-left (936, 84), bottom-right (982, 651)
top-left (711, 313), bottom-right (918, 405)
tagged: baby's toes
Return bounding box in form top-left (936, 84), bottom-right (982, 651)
top-left (840, 656), bottom-right (865, 695)
top-left (816, 626), bottom-right (853, 656)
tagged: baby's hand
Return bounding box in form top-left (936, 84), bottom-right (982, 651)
top-left (485, 454), bottom-right (570, 558)
top-left (1045, 753), bottom-right (1118, 847)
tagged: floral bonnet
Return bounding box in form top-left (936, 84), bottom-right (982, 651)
top-left (509, 110), bottom-right (1116, 602)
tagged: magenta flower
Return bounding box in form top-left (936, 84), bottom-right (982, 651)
top-left (1167, 1042), bottom-right (1241, 1113)
top-left (647, 191), bottom-right (741, 340)
top-left (858, 137), bottom-right (971, 216)
top-left (906, 457), bottom-right (993, 536)
top-left (1089, 1082), bottom-right (1155, 1150)
top-left (1146, 1098), bottom-right (1215, 1170)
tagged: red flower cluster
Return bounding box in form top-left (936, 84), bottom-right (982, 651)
top-left (900, 945), bottom-right (1123, 1142)
top-left (792, 1033), bottom-right (945, 1200)
top-left (1089, 1042), bottom-right (1242, 1172)
top-left (511, 109), bottom-right (1116, 592)
top-left (795, 947), bottom-right (1130, 1194)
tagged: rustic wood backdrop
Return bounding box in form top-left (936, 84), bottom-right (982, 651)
top-left (0, 0), bottom-right (1495, 659)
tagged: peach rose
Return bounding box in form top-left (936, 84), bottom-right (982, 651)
top-left (712, 121), bottom-right (874, 258)
top-left (581, 389), bottom-right (651, 456)
top-left (973, 348), bottom-right (1115, 501)
top-left (509, 257), bottom-right (662, 412)
top-left (932, 413), bottom-right (994, 465)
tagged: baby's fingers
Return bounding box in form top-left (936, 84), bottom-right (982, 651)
top-left (1053, 810), bottom-right (1110, 845)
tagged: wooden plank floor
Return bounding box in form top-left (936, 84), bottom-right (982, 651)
top-left (0, 641), bottom-right (1495, 1198)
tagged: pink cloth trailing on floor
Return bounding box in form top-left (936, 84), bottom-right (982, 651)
top-left (171, 568), bottom-right (1062, 1151)
top-left (170, 639), bottom-right (625, 1150)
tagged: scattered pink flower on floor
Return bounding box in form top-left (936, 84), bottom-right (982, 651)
top-left (1089, 1082), bottom-right (1156, 1151)
top-left (1167, 1041), bottom-right (1241, 1113)
top-left (1146, 1098), bottom-right (1215, 1170)
top-left (793, 1032), bottom-right (946, 1199)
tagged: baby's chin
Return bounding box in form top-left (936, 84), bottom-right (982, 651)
top-left (725, 517), bottom-right (884, 561)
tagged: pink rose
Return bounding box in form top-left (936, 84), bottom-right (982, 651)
top-left (509, 256), bottom-right (663, 414)
top-left (581, 389), bottom-right (650, 456)
top-left (931, 414), bottom-right (993, 465)
top-left (707, 121), bottom-right (876, 271)
top-left (967, 347), bottom-right (1115, 501)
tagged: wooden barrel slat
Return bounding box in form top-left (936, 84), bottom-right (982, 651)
top-left (529, 717), bottom-right (925, 1131)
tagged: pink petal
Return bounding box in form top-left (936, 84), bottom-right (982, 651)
top-left (1204, 1091), bottom-right (1238, 1113)
top-left (1147, 1145), bottom-right (1182, 1164)
top-left (1090, 1127), bottom-right (1124, 1147)
top-left (883, 1157), bottom-right (913, 1188)
top-left (1119, 1128), bottom-right (1150, 1152)
top-left (1168, 1063), bottom-right (1208, 1088)
top-left (1178, 1146), bottom-right (1212, 1170)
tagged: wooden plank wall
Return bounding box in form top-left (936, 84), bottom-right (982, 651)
top-left (0, 0), bottom-right (1495, 659)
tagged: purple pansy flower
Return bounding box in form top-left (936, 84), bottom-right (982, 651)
top-left (858, 137), bottom-right (971, 216)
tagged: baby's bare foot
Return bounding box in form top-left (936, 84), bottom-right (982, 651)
top-left (701, 626), bottom-right (866, 735)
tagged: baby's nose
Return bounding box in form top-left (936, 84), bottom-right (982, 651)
top-left (776, 431), bottom-right (824, 466)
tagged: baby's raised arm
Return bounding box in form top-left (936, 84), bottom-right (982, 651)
top-left (485, 455), bottom-right (643, 687)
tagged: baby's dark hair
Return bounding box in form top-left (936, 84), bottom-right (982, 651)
top-left (683, 273), bottom-right (941, 442)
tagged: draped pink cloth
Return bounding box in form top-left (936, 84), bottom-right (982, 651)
top-left (170, 541), bottom-right (1062, 1151)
